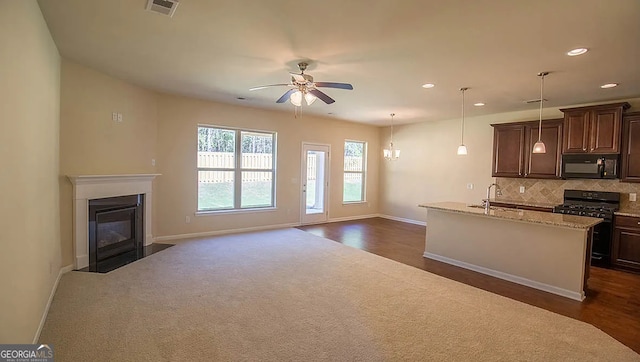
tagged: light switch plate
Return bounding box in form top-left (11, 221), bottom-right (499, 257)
top-left (467, 183), bottom-right (473, 190)
top-left (519, 186), bottom-right (525, 193)
top-left (630, 193), bottom-right (637, 202)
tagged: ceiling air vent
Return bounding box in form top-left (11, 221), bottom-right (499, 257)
top-left (524, 98), bottom-right (548, 104)
top-left (146, 0), bottom-right (179, 17)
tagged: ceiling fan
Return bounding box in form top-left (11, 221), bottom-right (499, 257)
top-left (250, 62), bottom-right (353, 106)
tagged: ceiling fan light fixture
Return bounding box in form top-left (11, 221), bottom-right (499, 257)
top-left (290, 91), bottom-right (302, 107)
top-left (304, 92), bottom-right (317, 105)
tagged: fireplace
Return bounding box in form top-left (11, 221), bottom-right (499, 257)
top-left (89, 194), bottom-right (144, 272)
top-left (68, 174), bottom-right (159, 270)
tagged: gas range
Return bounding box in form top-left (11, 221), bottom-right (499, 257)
top-left (552, 203), bottom-right (617, 220)
top-left (552, 190), bottom-right (620, 267)
top-left (552, 190), bottom-right (620, 220)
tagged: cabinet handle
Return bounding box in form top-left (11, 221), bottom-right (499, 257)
top-left (583, 147), bottom-right (587, 151)
top-left (637, 222), bottom-right (640, 225)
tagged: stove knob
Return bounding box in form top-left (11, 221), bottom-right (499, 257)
top-left (579, 211), bottom-right (586, 216)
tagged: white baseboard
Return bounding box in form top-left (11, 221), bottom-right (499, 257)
top-left (423, 252), bottom-right (585, 302)
top-left (326, 214), bottom-right (380, 223)
top-left (34, 264), bottom-right (74, 343)
top-left (154, 222), bottom-right (300, 242)
top-left (379, 214), bottom-right (426, 226)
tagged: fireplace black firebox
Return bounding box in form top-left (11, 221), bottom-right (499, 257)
top-left (88, 194), bottom-right (144, 272)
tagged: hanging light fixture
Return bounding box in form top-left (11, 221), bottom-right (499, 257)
top-left (304, 92), bottom-right (317, 105)
top-left (532, 72), bottom-right (549, 154)
top-left (383, 113), bottom-right (400, 161)
top-left (457, 87), bottom-right (469, 155)
top-left (290, 91), bottom-right (302, 107)
top-left (290, 90), bottom-right (317, 107)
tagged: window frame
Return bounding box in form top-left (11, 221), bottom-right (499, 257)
top-left (196, 125), bottom-right (277, 213)
top-left (343, 139), bottom-right (367, 204)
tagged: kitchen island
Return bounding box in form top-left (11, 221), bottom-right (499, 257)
top-left (419, 202), bottom-right (603, 301)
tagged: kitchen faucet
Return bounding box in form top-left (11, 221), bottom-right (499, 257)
top-left (484, 183), bottom-right (501, 213)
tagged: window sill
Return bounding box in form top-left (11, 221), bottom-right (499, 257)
top-left (342, 201), bottom-right (368, 206)
top-left (196, 207), bottom-right (277, 216)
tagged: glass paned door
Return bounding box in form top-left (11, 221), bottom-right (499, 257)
top-left (301, 143), bottom-right (330, 224)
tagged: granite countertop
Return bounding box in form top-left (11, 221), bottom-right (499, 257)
top-left (418, 202), bottom-right (602, 229)
top-left (488, 199), bottom-right (559, 209)
top-left (615, 209), bottom-right (640, 218)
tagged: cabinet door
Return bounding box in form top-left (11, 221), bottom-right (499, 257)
top-left (590, 107), bottom-right (622, 153)
top-left (525, 119), bottom-right (562, 178)
top-left (612, 227), bottom-right (640, 272)
top-left (563, 111), bottom-right (590, 153)
top-left (492, 125), bottom-right (525, 177)
top-left (621, 113), bottom-right (640, 182)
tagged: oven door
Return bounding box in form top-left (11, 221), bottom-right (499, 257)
top-left (591, 221), bottom-right (612, 267)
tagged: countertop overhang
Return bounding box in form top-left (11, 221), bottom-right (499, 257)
top-left (419, 202), bottom-right (602, 229)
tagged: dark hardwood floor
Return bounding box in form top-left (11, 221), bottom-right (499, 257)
top-left (297, 217), bottom-right (640, 354)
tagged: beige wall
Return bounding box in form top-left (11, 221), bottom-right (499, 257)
top-left (155, 94), bottom-right (380, 238)
top-left (59, 60), bottom-right (158, 266)
top-left (380, 98), bottom-right (640, 223)
top-left (0, 0), bottom-right (61, 343)
top-left (58, 62), bottom-right (380, 252)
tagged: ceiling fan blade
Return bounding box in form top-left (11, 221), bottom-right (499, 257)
top-left (249, 83), bottom-right (291, 91)
top-left (289, 72), bottom-right (306, 82)
top-left (276, 89), bottom-right (297, 103)
top-left (314, 82), bottom-right (353, 90)
top-left (309, 89), bottom-right (335, 104)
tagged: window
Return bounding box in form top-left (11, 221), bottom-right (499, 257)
top-left (343, 140), bottom-right (366, 203)
top-left (197, 126), bottom-right (276, 211)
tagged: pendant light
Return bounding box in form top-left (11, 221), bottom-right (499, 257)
top-left (457, 87), bottom-right (469, 155)
top-left (383, 113), bottom-right (400, 160)
top-left (532, 72), bottom-right (549, 154)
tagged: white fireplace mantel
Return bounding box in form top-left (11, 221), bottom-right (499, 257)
top-left (68, 174), bottom-right (160, 269)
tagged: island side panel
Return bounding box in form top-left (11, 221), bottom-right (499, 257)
top-left (424, 209), bottom-right (589, 300)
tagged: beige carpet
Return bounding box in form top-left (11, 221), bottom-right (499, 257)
top-left (40, 228), bottom-right (640, 361)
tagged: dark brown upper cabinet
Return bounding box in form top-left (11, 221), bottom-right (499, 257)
top-left (491, 119), bottom-right (562, 179)
top-left (621, 112), bottom-right (640, 182)
top-left (492, 123), bottom-right (525, 177)
top-left (561, 102), bottom-right (630, 154)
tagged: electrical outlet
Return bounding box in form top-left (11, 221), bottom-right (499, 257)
top-left (185, 216), bottom-right (191, 223)
top-left (519, 186), bottom-right (525, 194)
top-left (630, 193), bottom-right (637, 202)
top-left (117, 113), bottom-right (123, 122)
top-left (151, 159), bottom-right (156, 166)
top-left (466, 183), bottom-right (473, 190)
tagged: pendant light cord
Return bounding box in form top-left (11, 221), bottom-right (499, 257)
top-left (390, 113), bottom-right (395, 147)
top-left (538, 73), bottom-right (545, 141)
top-left (461, 88), bottom-right (466, 144)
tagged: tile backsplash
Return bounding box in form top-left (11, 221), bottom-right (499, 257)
top-left (496, 178), bottom-right (640, 211)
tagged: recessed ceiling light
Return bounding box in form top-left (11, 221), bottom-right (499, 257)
top-left (567, 48), bottom-right (588, 56)
top-left (474, 102), bottom-right (485, 107)
top-left (600, 83), bottom-right (618, 89)
top-left (422, 83), bottom-right (435, 89)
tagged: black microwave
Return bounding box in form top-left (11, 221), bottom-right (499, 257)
top-left (561, 154), bottom-right (619, 179)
